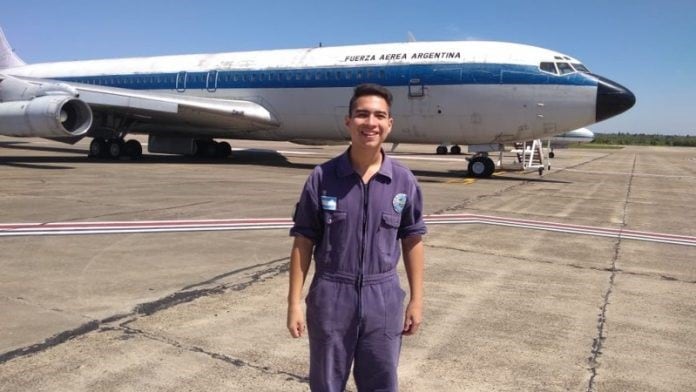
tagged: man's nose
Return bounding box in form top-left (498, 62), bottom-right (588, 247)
top-left (365, 114), bottom-right (380, 125)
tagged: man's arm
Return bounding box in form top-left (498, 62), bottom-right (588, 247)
top-left (287, 235), bottom-right (314, 338)
top-left (402, 235), bottom-right (424, 335)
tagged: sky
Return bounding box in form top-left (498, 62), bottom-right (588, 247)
top-left (2, 0), bottom-right (694, 135)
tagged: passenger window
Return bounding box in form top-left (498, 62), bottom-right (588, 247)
top-left (540, 62), bottom-right (558, 74)
top-left (556, 62), bottom-right (574, 75)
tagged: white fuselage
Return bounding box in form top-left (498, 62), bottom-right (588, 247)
top-left (6, 41), bottom-right (601, 145)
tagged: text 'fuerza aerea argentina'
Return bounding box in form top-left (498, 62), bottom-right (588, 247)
top-left (343, 52), bottom-right (462, 62)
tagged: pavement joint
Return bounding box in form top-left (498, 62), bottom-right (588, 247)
top-left (0, 257), bottom-right (290, 365)
top-left (0, 320), bottom-right (100, 364)
top-left (116, 323), bottom-right (310, 386)
top-left (586, 154), bottom-right (636, 392)
top-left (64, 200), bottom-right (215, 223)
top-left (433, 181), bottom-right (528, 215)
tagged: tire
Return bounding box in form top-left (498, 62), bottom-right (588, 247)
top-left (107, 140), bottom-right (123, 159)
top-left (124, 139), bottom-right (143, 158)
top-left (450, 145), bottom-right (461, 155)
top-left (217, 141), bottom-right (232, 158)
top-left (89, 138), bottom-right (107, 158)
top-left (468, 156), bottom-right (495, 178)
top-left (436, 145), bottom-right (447, 155)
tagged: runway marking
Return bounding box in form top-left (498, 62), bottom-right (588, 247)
top-left (445, 178), bottom-right (476, 185)
top-left (2, 214), bottom-right (695, 246)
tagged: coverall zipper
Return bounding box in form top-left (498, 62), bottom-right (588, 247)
top-left (357, 180), bottom-right (369, 320)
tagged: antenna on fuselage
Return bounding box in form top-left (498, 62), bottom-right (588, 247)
top-left (407, 32), bottom-right (417, 42)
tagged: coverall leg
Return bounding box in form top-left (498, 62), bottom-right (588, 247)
top-left (307, 273), bottom-right (404, 392)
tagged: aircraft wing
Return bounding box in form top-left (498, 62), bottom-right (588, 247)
top-left (9, 76), bottom-right (279, 133)
top-left (76, 83), bottom-right (280, 131)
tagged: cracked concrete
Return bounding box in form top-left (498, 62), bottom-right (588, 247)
top-left (1, 139), bottom-right (695, 391)
top-left (587, 154), bottom-right (635, 391)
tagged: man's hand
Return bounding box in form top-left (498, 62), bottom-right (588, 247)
top-left (287, 303), bottom-right (306, 338)
top-left (402, 300), bottom-right (422, 335)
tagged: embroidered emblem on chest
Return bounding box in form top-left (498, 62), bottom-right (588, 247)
top-left (392, 193), bottom-right (407, 214)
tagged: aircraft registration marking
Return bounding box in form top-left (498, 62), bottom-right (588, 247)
top-left (2, 214), bottom-right (695, 247)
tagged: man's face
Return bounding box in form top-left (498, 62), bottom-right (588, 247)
top-left (345, 95), bottom-right (393, 150)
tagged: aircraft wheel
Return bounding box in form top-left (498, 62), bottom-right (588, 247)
top-left (483, 157), bottom-right (495, 177)
top-left (217, 141), bottom-right (232, 158)
top-left (89, 138), bottom-right (107, 158)
top-left (107, 139), bottom-right (123, 159)
top-left (450, 145), bottom-right (461, 155)
top-left (124, 139), bottom-right (143, 158)
top-left (436, 145), bottom-right (447, 155)
top-left (205, 141), bottom-right (219, 157)
top-left (549, 151), bottom-right (555, 158)
top-left (468, 156), bottom-right (495, 178)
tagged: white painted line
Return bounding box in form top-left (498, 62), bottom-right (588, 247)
top-left (2, 214), bottom-right (695, 246)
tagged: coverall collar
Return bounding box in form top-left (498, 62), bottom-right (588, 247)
top-left (337, 147), bottom-right (393, 181)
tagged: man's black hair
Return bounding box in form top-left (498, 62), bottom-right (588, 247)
top-left (348, 83), bottom-right (393, 117)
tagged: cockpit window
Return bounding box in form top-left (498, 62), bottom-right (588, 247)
top-left (571, 63), bottom-right (590, 73)
top-left (556, 62), bottom-right (574, 75)
top-left (540, 62), bottom-right (558, 75)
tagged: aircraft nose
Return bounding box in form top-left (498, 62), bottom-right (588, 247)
top-left (595, 75), bottom-right (636, 122)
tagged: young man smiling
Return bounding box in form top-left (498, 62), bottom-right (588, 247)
top-left (288, 84), bottom-right (426, 391)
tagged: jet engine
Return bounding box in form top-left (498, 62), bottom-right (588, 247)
top-left (0, 94), bottom-right (93, 137)
top-left (0, 74), bottom-right (93, 137)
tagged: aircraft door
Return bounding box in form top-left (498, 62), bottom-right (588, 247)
top-left (176, 71), bottom-right (187, 92)
top-left (206, 70), bottom-right (218, 92)
top-left (406, 68), bottom-right (433, 118)
top-left (408, 77), bottom-right (425, 98)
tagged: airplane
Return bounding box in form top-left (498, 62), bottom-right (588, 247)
top-left (0, 26), bottom-right (635, 178)
top-left (548, 127), bottom-right (595, 158)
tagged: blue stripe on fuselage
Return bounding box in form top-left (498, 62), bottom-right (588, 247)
top-left (53, 63), bottom-right (596, 90)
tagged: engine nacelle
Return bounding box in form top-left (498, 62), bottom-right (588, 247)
top-left (0, 95), bottom-right (93, 137)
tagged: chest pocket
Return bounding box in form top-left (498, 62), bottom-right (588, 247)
top-left (378, 212), bottom-right (401, 258)
top-left (321, 210), bottom-right (348, 262)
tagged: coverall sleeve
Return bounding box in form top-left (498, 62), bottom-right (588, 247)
top-left (398, 179), bottom-right (427, 239)
top-left (289, 169), bottom-right (322, 242)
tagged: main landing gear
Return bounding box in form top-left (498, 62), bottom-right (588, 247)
top-left (89, 138), bottom-right (143, 159)
top-left (436, 144), bottom-right (462, 155)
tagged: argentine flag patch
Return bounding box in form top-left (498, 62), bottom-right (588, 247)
top-left (321, 196), bottom-right (337, 211)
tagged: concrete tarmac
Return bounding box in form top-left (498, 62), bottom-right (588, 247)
top-left (1, 136), bottom-right (694, 391)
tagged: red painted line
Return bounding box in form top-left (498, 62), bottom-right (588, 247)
top-left (1, 214), bottom-right (695, 246)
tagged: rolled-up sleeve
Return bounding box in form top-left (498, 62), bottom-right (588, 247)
top-left (290, 170), bottom-right (322, 242)
top-left (398, 181), bottom-right (427, 239)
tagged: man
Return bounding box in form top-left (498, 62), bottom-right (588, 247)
top-left (287, 83), bottom-right (426, 391)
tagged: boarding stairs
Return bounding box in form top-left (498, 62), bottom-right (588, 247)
top-left (504, 139), bottom-right (549, 175)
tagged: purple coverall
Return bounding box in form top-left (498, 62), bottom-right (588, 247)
top-left (291, 149), bottom-right (426, 392)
